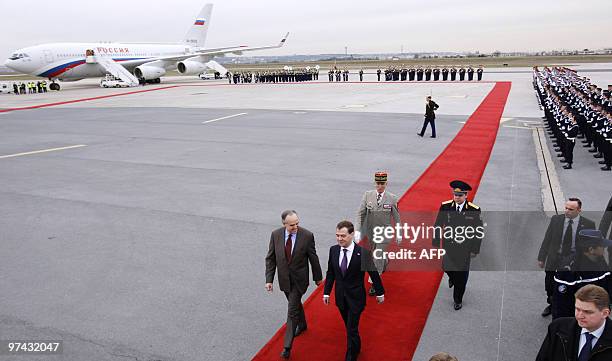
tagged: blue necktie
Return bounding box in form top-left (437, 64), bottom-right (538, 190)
top-left (578, 333), bottom-right (595, 361)
top-left (340, 249), bottom-right (348, 276)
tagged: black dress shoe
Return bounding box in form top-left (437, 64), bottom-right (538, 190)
top-left (281, 348), bottom-right (291, 359)
top-left (594, 153), bottom-right (603, 158)
top-left (541, 305), bottom-right (552, 317)
top-left (454, 302), bottom-right (462, 310)
top-left (588, 148), bottom-right (598, 153)
top-left (294, 325), bottom-right (307, 337)
top-left (368, 286), bottom-right (376, 296)
top-left (563, 164), bottom-right (572, 169)
top-left (430, 136), bottom-right (436, 138)
top-left (556, 153), bottom-right (564, 157)
top-left (602, 166), bottom-right (611, 171)
top-left (599, 160), bottom-right (607, 164)
top-left (417, 133), bottom-right (423, 137)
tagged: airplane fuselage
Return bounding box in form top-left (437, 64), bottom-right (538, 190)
top-left (5, 43), bottom-right (194, 81)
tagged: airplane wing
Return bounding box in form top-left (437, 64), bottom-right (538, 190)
top-left (148, 32), bottom-right (289, 63)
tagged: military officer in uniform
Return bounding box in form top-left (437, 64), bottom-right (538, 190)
top-left (432, 180), bottom-right (483, 310)
top-left (442, 66), bottom-right (449, 81)
top-left (359, 69), bottom-right (364, 82)
top-left (355, 171), bottom-right (401, 296)
top-left (433, 66), bottom-right (441, 81)
top-left (477, 66), bottom-right (484, 81)
top-left (408, 66), bottom-right (416, 81)
top-left (467, 66), bottom-right (475, 81)
top-left (425, 66), bottom-right (432, 81)
top-left (459, 66), bottom-right (466, 81)
top-left (417, 66), bottom-right (424, 81)
top-left (450, 66), bottom-right (457, 81)
top-left (377, 68), bottom-right (381, 81)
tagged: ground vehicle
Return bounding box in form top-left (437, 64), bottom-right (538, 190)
top-left (199, 72), bottom-right (215, 80)
top-left (100, 74), bottom-right (130, 88)
top-left (0, 82), bottom-right (13, 94)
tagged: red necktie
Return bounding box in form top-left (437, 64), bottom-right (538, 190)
top-left (285, 233), bottom-right (293, 263)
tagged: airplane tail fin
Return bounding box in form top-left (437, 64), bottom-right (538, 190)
top-left (183, 3), bottom-right (213, 48)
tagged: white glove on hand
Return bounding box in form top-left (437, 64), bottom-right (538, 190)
top-left (354, 231), bottom-right (361, 243)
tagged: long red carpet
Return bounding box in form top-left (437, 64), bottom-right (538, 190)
top-left (253, 82), bottom-right (511, 361)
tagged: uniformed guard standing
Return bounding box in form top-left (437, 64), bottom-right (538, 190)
top-left (477, 66), bottom-right (484, 81)
top-left (561, 114), bottom-right (579, 169)
top-left (459, 66), bottom-right (466, 81)
top-left (355, 171), bottom-right (401, 296)
top-left (425, 66), bottom-right (432, 81)
top-left (408, 66), bottom-right (415, 81)
top-left (467, 66), bottom-right (474, 81)
top-left (377, 68), bottom-right (381, 81)
top-left (450, 66), bottom-right (457, 81)
top-left (359, 69), bottom-right (363, 82)
top-left (416, 66), bottom-right (424, 81)
top-left (433, 66), bottom-right (440, 81)
top-left (442, 66), bottom-right (449, 81)
top-left (432, 180), bottom-right (483, 310)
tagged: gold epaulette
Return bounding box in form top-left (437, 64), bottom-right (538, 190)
top-left (468, 201), bottom-right (480, 209)
top-left (442, 200), bottom-right (453, 205)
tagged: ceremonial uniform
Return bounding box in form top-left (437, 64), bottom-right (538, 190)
top-left (433, 67), bottom-right (440, 81)
top-left (477, 66), bottom-right (484, 81)
top-left (459, 67), bottom-right (466, 81)
top-left (432, 181), bottom-right (483, 309)
top-left (450, 67), bottom-right (457, 81)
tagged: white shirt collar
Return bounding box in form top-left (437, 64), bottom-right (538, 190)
top-left (342, 241), bottom-right (355, 252)
top-left (582, 320), bottom-right (606, 339)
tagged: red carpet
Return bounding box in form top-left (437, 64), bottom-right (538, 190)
top-left (252, 82), bottom-right (511, 361)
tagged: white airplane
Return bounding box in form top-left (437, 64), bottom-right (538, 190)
top-left (3, 4), bottom-right (288, 90)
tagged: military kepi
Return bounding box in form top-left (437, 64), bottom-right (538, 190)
top-left (450, 180), bottom-right (472, 195)
top-left (374, 171), bottom-right (388, 182)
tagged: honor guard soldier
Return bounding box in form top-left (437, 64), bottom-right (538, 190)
top-left (450, 66), bottom-right (457, 81)
top-left (401, 66), bottom-right (408, 81)
top-left (433, 66), bottom-right (440, 81)
top-left (417, 66), bottom-right (424, 81)
top-left (477, 66), bottom-right (484, 81)
top-left (359, 69), bottom-right (364, 82)
top-left (408, 66), bottom-right (416, 81)
top-left (329, 69), bottom-right (334, 82)
top-left (377, 68), bottom-right (381, 81)
top-left (442, 66), bottom-right (449, 81)
top-left (561, 114), bottom-right (579, 169)
top-left (355, 171), bottom-right (401, 296)
top-left (432, 180), bottom-right (483, 310)
top-left (459, 66), bottom-right (466, 81)
top-left (425, 66), bottom-right (432, 81)
top-left (467, 66), bottom-right (475, 81)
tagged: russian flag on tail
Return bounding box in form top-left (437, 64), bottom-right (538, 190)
top-left (194, 19), bottom-right (206, 26)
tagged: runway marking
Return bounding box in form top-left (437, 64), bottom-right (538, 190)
top-left (0, 144), bottom-right (87, 159)
top-left (503, 125), bottom-right (532, 130)
top-left (532, 127), bottom-right (565, 213)
top-left (202, 112), bottom-right (248, 124)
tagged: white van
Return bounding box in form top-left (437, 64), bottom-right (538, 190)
top-left (0, 82), bottom-right (13, 94)
top-left (100, 74), bottom-right (130, 88)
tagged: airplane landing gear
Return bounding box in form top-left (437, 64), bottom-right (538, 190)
top-left (49, 82), bottom-right (60, 91)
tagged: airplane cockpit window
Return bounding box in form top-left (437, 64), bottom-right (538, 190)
top-left (9, 53), bottom-right (30, 60)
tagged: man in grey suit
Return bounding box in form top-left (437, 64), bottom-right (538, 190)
top-left (355, 171), bottom-right (401, 296)
top-left (265, 210), bottom-right (323, 359)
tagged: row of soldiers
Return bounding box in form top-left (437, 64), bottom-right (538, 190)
top-left (226, 69), bottom-right (319, 84)
top-left (11, 81), bottom-right (48, 94)
top-left (534, 66), bottom-right (612, 171)
top-left (327, 68), bottom-right (351, 82)
top-left (377, 65), bottom-right (484, 82)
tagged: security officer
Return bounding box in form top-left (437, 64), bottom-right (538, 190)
top-left (432, 180), bottom-right (483, 310)
top-left (552, 229), bottom-right (612, 319)
top-left (355, 171), bottom-right (401, 296)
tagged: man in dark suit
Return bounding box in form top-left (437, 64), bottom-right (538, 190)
top-left (265, 210), bottom-right (323, 359)
top-left (599, 195), bottom-right (612, 242)
top-left (538, 198), bottom-right (596, 317)
top-left (323, 220), bottom-right (384, 361)
top-left (418, 96), bottom-right (439, 138)
top-left (536, 284), bottom-right (612, 361)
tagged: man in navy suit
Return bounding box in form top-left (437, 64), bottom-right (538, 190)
top-left (323, 220), bottom-right (385, 361)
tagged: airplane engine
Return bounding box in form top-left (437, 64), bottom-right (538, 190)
top-left (134, 65), bottom-right (166, 80)
top-left (177, 61), bottom-right (208, 75)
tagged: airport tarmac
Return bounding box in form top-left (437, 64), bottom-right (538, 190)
top-left (0, 66), bottom-right (610, 361)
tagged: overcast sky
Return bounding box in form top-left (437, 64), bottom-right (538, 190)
top-left (2, 0), bottom-right (611, 60)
